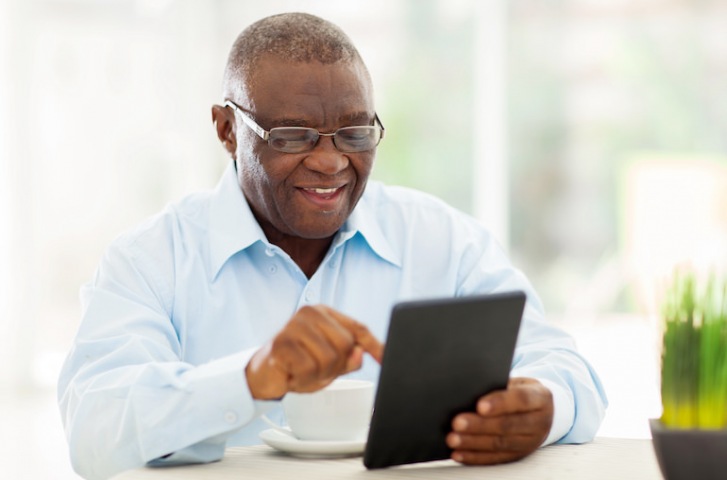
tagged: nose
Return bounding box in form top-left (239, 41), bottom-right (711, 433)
top-left (302, 134), bottom-right (348, 175)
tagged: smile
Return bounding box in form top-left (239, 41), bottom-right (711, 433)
top-left (298, 185), bottom-right (346, 208)
top-left (303, 187), bottom-right (340, 195)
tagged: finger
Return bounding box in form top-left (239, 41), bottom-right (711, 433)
top-left (286, 310), bottom-right (349, 380)
top-left (246, 336), bottom-right (325, 398)
top-left (319, 305), bottom-right (384, 363)
top-left (446, 431), bottom-right (539, 453)
top-left (451, 411), bottom-right (550, 436)
top-left (281, 305), bottom-right (374, 386)
top-left (272, 333), bottom-right (322, 386)
top-left (343, 345), bottom-right (364, 373)
top-left (476, 378), bottom-right (552, 416)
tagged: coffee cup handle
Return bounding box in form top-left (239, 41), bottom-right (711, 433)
top-left (261, 414), bottom-right (296, 438)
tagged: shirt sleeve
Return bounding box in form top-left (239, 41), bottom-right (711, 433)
top-left (509, 303), bottom-right (608, 445)
top-left (456, 232), bottom-right (608, 446)
top-left (57, 239), bottom-right (263, 480)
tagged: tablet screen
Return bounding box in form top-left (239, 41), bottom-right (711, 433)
top-left (363, 291), bottom-right (525, 469)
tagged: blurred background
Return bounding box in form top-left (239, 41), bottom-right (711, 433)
top-left (1, 0), bottom-right (726, 477)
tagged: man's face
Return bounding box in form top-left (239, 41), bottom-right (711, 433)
top-left (233, 56), bottom-right (377, 241)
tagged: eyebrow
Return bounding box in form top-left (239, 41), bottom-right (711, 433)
top-left (340, 111), bottom-right (373, 124)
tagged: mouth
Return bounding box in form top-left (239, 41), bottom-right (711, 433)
top-left (302, 186), bottom-right (341, 196)
top-left (297, 185), bottom-right (347, 210)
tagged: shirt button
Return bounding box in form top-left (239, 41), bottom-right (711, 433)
top-left (328, 261), bottom-right (337, 269)
top-left (224, 411), bottom-right (238, 424)
top-left (265, 248), bottom-right (275, 257)
top-left (268, 264), bottom-right (277, 274)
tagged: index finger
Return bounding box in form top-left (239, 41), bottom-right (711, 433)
top-left (477, 378), bottom-right (552, 416)
top-left (318, 305), bottom-right (384, 363)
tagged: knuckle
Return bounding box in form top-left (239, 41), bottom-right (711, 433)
top-left (319, 349), bottom-right (341, 374)
top-left (514, 385), bottom-right (532, 403)
top-left (295, 305), bottom-right (318, 321)
top-left (295, 358), bottom-right (318, 379)
top-left (271, 334), bottom-right (295, 353)
top-left (497, 415), bottom-right (514, 432)
top-left (492, 434), bottom-right (508, 451)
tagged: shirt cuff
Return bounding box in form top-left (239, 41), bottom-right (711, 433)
top-left (535, 377), bottom-right (575, 445)
top-left (174, 348), bottom-right (259, 431)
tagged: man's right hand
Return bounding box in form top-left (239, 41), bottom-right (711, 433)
top-left (245, 305), bottom-right (384, 400)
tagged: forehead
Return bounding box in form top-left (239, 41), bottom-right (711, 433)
top-left (245, 56), bottom-right (374, 122)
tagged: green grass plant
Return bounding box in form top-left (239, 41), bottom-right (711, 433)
top-left (660, 270), bottom-right (727, 429)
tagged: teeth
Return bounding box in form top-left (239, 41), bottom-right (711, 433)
top-left (306, 187), bottom-right (338, 194)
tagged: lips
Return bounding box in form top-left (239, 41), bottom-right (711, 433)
top-left (298, 185), bottom-right (346, 209)
top-left (303, 187), bottom-right (340, 196)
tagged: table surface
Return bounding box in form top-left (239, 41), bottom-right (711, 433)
top-left (111, 437), bottom-right (662, 480)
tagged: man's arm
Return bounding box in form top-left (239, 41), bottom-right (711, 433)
top-left (449, 237), bottom-right (607, 464)
top-left (57, 244), bottom-right (262, 479)
top-left (58, 243), bottom-right (384, 480)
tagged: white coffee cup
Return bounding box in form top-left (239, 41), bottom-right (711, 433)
top-left (264, 379), bottom-right (375, 441)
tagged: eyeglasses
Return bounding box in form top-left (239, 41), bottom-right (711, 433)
top-left (224, 100), bottom-right (385, 154)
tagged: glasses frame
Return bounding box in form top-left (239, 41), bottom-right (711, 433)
top-left (224, 100), bottom-right (385, 153)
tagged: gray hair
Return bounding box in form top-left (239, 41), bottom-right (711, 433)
top-left (223, 12), bottom-right (370, 100)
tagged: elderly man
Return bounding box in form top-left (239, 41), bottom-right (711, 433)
top-left (58, 12), bottom-right (606, 480)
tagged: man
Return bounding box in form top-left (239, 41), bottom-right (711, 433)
top-left (58, 12), bottom-right (606, 480)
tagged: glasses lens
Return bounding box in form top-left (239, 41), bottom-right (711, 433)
top-left (334, 127), bottom-right (382, 153)
top-left (268, 128), bottom-right (319, 153)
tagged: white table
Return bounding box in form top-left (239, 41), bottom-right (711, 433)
top-left (111, 437), bottom-right (662, 479)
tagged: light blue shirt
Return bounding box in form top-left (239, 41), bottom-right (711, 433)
top-left (58, 164), bottom-right (606, 479)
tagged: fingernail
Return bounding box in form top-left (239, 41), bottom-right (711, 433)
top-left (452, 452), bottom-right (464, 462)
top-left (448, 434), bottom-right (461, 447)
top-left (453, 417), bottom-right (468, 430)
top-left (478, 401), bottom-right (491, 414)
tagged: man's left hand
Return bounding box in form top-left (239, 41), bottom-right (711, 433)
top-left (446, 377), bottom-right (554, 465)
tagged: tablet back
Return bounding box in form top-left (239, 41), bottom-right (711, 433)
top-left (363, 291), bottom-right (526, 469)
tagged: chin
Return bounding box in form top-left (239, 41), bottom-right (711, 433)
top-left (293, 218), bottom-right (346, 239)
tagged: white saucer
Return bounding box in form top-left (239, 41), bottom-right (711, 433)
top-left (259, 428), bottom-right (366, 458)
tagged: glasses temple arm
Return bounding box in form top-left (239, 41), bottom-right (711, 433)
top-left (224, 100), bottom-right (269, 141)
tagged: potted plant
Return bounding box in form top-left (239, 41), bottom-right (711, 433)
top-left (650, 270), bottom-right (727, 480)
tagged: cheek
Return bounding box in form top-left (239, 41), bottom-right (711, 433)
top-left (236, 143), bottom-right (271, 197)
top-left (234, 130), bottom-right (256, 168)
top-left (353, 155), bottom-right (375, 185)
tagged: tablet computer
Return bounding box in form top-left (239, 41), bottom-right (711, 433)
top-left (363, 290), bottom-right (526, 469)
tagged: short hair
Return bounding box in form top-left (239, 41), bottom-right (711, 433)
top-left (222, 12), bottom-right (370, 100)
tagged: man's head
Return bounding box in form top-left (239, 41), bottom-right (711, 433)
top-left (212, 13), bottom-right (381, 242)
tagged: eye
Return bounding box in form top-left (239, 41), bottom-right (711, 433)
top-left (337, 128), bottom-right (376, 148)
top-left (269, 128), bottom-right (318, 153)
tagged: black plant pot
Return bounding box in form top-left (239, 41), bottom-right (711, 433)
top-left (650, 418), bottom-right (727, 480)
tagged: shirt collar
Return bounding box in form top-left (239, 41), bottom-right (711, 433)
top-left (342, 186), bottom-right (402, 268)
top-left (208, 166), bottom-right (402, 279)
top-left (208, 163), bottom-right (266, 280)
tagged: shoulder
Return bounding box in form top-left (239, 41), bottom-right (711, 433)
top-left (93, 189), bottom-right (216, 308)
top-left (113, 190), bottom-right (213, 252)
top-left (101, 189), bottom-right (215, 288)
top-left (361, 181), bottom-right (489, 239)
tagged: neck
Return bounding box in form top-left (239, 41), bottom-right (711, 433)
top-left (262, 226), bottom-right (334, 279)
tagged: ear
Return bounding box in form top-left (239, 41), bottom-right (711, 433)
top-left (211, 104), bottom-right (237, 157)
